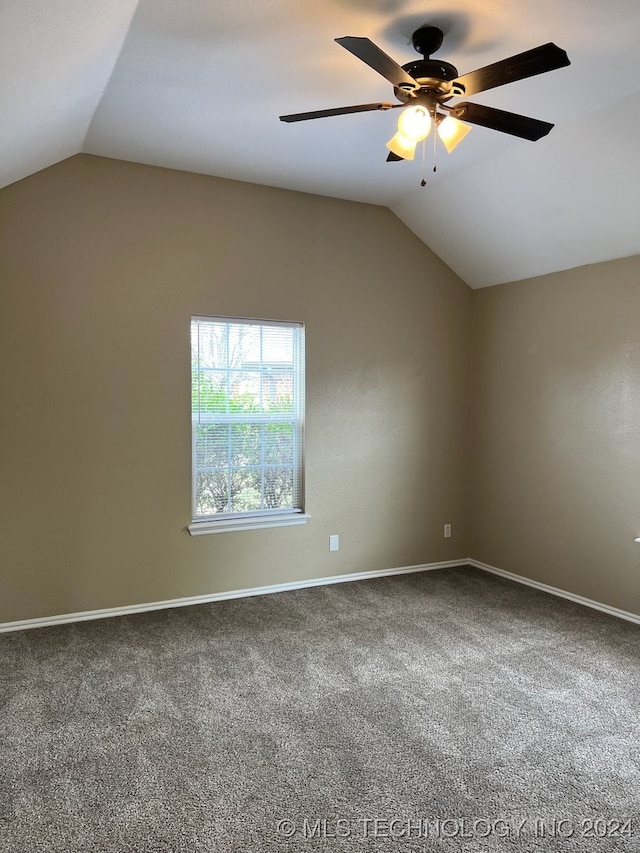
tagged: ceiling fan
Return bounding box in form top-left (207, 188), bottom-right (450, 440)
top-left (280, 27), bottom-right (570, 162)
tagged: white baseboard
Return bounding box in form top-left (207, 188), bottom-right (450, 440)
top-left (469, 559), bottom-right (640, 625)
top-left (0, 559), bottom-right (464, 634)
top-left (2, 558), bottom-right (638, 634)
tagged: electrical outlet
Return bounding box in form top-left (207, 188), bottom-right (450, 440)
top-left (444, 523), bottom-right (452, 538)
top-left (329, 534), bottom-right (339, 552)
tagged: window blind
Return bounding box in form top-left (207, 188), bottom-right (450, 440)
top-left (191, 316), bottom-right (305, 522)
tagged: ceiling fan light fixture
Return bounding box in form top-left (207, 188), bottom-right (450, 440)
top-left (437, 115), bottom-right (472, 153)
top-left (386, 105), bottom-right (432, 160)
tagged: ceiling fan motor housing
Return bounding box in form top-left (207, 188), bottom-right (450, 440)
top-left (397, 59), bottom-right (460, 101)
top-left (395, 28), bottom-right (460, 104)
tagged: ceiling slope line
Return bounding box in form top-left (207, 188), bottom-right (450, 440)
top-left (80, 0), bottom-right (145, 153)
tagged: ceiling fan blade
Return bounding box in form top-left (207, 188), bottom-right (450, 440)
top-left (452, 43), bottom-right (570, 97)
top-left (449, 102), bottom-right (554, 141)
top-left (335, 36), bottom-right (419, 91)
top-left (280, 102), bottom-right (399, 122)
top-left (386, 151), bottom-right (405, 161)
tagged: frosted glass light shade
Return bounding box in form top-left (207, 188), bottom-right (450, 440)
top-left (397, 106), bottom-right (431, 142)
top-left (386, 132), bottom-right (418, 160)
top-left (437, 115), bottom-right (472, 153)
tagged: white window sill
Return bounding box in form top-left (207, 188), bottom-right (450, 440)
top-left (188, 513), bottom-right (311, 536)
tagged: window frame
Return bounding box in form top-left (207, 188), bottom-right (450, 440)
top-left (188, 315), bottom-right (309, 536)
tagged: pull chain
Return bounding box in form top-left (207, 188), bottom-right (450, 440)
top-left (433, 120), bottom-right (438, 173)
top-left (420, 115), bottom-right (438, 188)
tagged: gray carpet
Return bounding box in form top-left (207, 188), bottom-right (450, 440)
top-left (1, 566), bottom-right (638, 852)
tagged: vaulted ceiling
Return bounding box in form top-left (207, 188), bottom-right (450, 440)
top-left (2, 0), bottom-right (639, 287)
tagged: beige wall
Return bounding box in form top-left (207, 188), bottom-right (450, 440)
top-left (5, 154), bottom-right (636, 625)
top-left (0, 154), bottom-right (471, 622)
top-left (471, 255), bottom-right (640, 614)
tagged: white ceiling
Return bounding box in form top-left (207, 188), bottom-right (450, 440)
top-left (2, 0), bottom-right (639, 288)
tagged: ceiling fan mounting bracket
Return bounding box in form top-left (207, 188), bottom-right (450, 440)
top-left (411, 26), bottom-right (444, 58)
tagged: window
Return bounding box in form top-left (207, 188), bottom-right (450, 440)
top-left (188, 316), bottom-right (308, 534)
